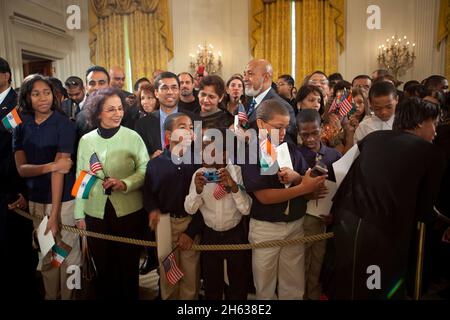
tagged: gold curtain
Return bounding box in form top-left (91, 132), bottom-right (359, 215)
top-left (128, 1), bottom-right (173, 81)
top-left (250, 0), bottom-right (292, 80)
top-left (437, 0), bottom-right (450, 79)
top-left (295, 0), bottom-right (344, 84)
top-left (88, 0), bottom-right (173, 81)
top-left (94, 13), bottom-right (125, 69)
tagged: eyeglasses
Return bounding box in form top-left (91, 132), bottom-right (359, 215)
top-left (262, 120), bottom-right (288, 131)
top-left (159, 85), bottom-right (179, 93)
top-left (103, 106), bottom-right (123, 113)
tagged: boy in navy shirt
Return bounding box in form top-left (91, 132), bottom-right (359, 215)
top-left (241, 99), bottom-right (326, 299)
top-left (143, 112), bottom-right (203, 300)
top-left (297, 109), bottom-right (341, 300)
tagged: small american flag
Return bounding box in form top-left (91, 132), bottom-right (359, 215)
top-left (162, 252), bottom-right (184, 285)
top-left (213, 182), bottom-right (228, 200)
top-left (328, 94), bottom-right (340, 114)
top-left (89, 153), bottom-right (103, 174)
top-left (237, 103), bottom-right (248, 123)
top-left (339, 94), bottom-right (354, 117)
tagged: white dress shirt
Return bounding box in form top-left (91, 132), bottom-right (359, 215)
top-left (254, 86), bottom-right (272, 109)
top-left (354, 114), bottom-right (395, 143)
top-left (0, 87), bottom-right (12, 106)
top-left (78, 94), bottom-right (87, 110)
top-left (184, 164), bottom-right (252, 232)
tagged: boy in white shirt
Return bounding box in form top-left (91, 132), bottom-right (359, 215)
top-left (184, 134), bottom-right (252, 300)
top-left (354, 81), bottom-right (398, 143)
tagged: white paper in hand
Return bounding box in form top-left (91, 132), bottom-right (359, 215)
top-left (306, 180), bottom-right (337, 217)
top-left (332, 144), bottom-right (360, 188)
top-left (37, 216), bottom-right (55, 256)
top-left (234, 115), bottom-right (239, 131)
top-left (156, 214), bottom-right (172, 262)
top-left (276, 142), bottom-right (294, 188)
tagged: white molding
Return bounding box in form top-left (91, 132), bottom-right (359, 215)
top-left (9, 14), bottom-right (73, 41)
top-left (28, 0), bottom-right (64, 16)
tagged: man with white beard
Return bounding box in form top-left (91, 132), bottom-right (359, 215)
top-left (243, 59), bottom-right (297, 142)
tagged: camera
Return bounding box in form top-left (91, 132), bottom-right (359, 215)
top-left (310, 163), bottom-right (328, 177)
top-left (203, 170), bottom-right (220, 183)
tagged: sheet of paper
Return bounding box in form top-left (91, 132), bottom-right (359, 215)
top-left (276, 142), bottom-right (294, 188)
top-left (37, 216), bottom-right (55, 256)
top-left (156, 214), bottom-right (173, 262)
top-left (306, 180), bottom-right (338, 217)
top-left (234, 115), bottom-right (239, 131)
top-left (332, 144), bottom-right (360, 188)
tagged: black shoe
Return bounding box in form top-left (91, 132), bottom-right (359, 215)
top-left (139, 256), bottom-right (158, 275)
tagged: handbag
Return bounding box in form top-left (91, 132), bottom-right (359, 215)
top-left (81, 236), bottom-right (97, 281)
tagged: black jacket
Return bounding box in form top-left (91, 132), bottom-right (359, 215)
top-left (0, 88), bottom-right (24, 199)
top-left (245, 88), bottom-right (297, 142)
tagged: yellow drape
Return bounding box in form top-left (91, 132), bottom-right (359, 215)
top-left (295, 0), bottom-right (344, 83)
top-left (88, 0), bottom-right (173, 81)
top-left (250, 0), bottom-right (345, 85)
top-left (128, 2), bottom-right (173, 82)
top-left (437, 0), bottom-right (450, 79)
top-left (250, 0), bottom-right (292, 80)
top-left (94, 13), bottom-right (125, 69)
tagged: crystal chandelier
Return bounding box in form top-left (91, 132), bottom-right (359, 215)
top-left (189, 43), bottom-right (222, 75)
top-left (377, 35), bottom-right (416, 79)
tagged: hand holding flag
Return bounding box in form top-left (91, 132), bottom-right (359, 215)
top-left (237, 103), bottom-right (248, 128)
top-left (89, 153), bottom-right (103, 175)
top-left (71, 170), bottom-right (97, 199)
top-left (2, 108), bottom-right (22, 130)
top-left (162, 247), bottom-right (184, 285)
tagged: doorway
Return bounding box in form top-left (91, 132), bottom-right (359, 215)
top-left (22, 51), bottom-right (54, 78)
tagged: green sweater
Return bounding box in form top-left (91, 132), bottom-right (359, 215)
top-left (74, 126), bottom-right (149, 220)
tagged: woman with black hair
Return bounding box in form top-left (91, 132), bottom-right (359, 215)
top-left (74, 87), bottom-right (149, 300)
top-left (197, 75), bottom-right (233, 129)
top-left (295, 85), bottom-right (325, 115)
top-left (13, 74), bottom-right (80, 300)
top-left (325, 97), bottom-right (446, 299)
top-left (223, 75), bottom-right (246, 116)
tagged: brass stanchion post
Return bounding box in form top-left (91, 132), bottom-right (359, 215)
top-left (414, 222), bottom-right (426, 300)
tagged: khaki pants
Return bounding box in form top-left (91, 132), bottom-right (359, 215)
top-left (29, 200), bottom-right (81, 300)
top-left (157, 215), bottom-right (200, 300)
top-left (249, 217), bottom-right (305, 300)
top-left (304, 214), bottom-right (326, 300)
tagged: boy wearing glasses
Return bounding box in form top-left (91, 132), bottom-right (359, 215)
top-left (296, 109), bottom-right (341, 300)
top-left (241, 99), bottom-right (327, 299)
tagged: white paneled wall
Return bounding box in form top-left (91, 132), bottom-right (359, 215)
top-left (0, 0), bottom-right (90, 87)
top-left (340, 0), bottom-right (444, 84)
top-left (169, 0), bottom-right (251, 81)
top-left (0, 0), bottom-right (445, 87)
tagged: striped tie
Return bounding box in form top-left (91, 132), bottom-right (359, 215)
top-left (247, 99), bottom-right (257, 117)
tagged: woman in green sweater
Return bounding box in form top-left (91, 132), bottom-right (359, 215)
top-left (74, 87), bottom-right (149, 299)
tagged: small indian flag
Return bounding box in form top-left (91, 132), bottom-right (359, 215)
top-left (71, 170), bottom-right (96, 199)
top-left (51, 240), bottom-right (72, 268)
top-left (1, 108), bottom-right (22, 129)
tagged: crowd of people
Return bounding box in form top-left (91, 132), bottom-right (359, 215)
top-left (0, 55), bottom-right (449, 300)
